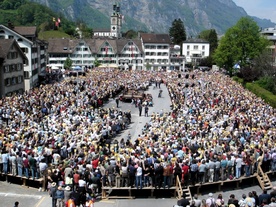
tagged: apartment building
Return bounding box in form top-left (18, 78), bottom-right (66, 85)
top-left (47, 37), bottom-right (144, 70)
top-left (140, 33), bottom-right (171, 71)
top-left (0, 24), bottom-right (47, 90)
top-left (0, 39), bottom-right (26, 97)
top-left (182, 38), bottom-right (210, 65)
top-left (261, 27), bottom-right (276, 66)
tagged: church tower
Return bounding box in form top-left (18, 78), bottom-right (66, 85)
top-left (110, 2), bottom-right (122, 38)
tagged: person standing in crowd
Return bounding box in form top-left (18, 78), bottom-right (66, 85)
top-left (29, 154), bottom-right (38, 180)
top-left (163, 162), bottom-right (171, 189)
top-left (190, 160), bottom-right (198, 186)
top-left (206, 193), bottom-right (215, 207)
top-left (2, 150), bottom-right (9, 174)
top-left (193, 194), bottom-right (202, 207)
top-left (228, 194), bottom-right (239, 207)
top-left (49, 182), bottom-right (57, 207)
top-left (16, 154), bottom-right (23, 177)
top-left (245, 192), bottom-right (256, 207)
top-left (259, 190), bottom-right (270, 206)
top-left (238, 194), bottom-right (247, 207)
top-left (23, 154), bottom-right (29, 179)
top-left (177, 193), bottom-right (190, 207)
top-left (14, 201), bottom-right (19, 207)
top-left (115, 97), bottom-right (119, 108)
top-left (235, 155), bottom-right (243, 179)
top-left (10, 153), bottom-right (17, 176)
top-left (198, 160), bottom-right (208, 184)
top-left (64, 186), bottom-right (72, 205)
top-left (144, 105), bottom-right (149, 117)
top-left (182, 161), bottom-right (190, 187)
top-left (135, 162), bottom-right (143, 189)
top-left (155, 162), bottom-right (163, 189)
top-left (215, 194), bottom-right (225, 207)
top-left (138, 104), bottom-right (143, 117)
top-left (55, 186), bottom-right (65, 207)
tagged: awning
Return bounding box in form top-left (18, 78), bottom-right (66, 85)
top-left (73, 66), bottom-right (82, 70)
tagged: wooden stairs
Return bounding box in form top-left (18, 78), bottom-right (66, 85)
top-left (256, 164), bottom-right (273, 191)
top-left (175, 176), bottom-right (192, 201)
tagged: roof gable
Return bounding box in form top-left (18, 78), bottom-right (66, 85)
top-left (184, 38), bottom-right (209, 44)
top-left (140, 33), bottom-right (171, 44)
top-left (0, 24), bottom-right (33, 45)
top-left (13, 26), bottom-right (37, 36)
top-left (0, 39), bottom-right (27, 60)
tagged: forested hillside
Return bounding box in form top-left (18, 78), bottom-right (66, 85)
top-left (0, 0), bottom-right (77, 37)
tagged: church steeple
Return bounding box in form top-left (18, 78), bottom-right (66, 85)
top-left (110, 2), bottom-right (122, 38)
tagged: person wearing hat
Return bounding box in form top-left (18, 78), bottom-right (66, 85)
top-left (55, 186), bottom-right (65, 207)
top-left (64, 186), bottom-right (72, 204)
top-left (49, 182), bottom-right (57, 207)
top-left (206, 193), bottom-right (215, 207)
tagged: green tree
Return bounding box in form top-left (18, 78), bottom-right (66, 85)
top-left (169, 18), bottom-right (186, 45)
top-left (64, 57), bottom-right (73, 69)
top-left (198, 29), bottom-right (218, 55)
top-left (93, 58), bottom-right (100, 67)
top-left (124, 30), bottom-right (138, 39)
top-left (76, 21), bottom-right (93, 38)
top-left (213, 17), bottom-right (270, 71)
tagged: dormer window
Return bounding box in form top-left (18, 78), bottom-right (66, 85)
top-left (63, 47), bottom-right (68, 50)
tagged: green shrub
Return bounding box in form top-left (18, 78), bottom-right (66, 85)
top-left (255, 76), bottom-right (276, 95)
top-left (245, 82), bottom-right (276, 108)
top-left (232, 76), bottom-right (244, 85)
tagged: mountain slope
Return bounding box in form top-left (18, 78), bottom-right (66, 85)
top-left (30, 0), bottom-right (276, 35)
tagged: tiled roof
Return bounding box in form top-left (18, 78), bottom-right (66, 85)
top-left (0, 39), bottom-right (14, 58)
top-left (116, 39), bottom-right (143, 53)
top-left (93, 29), bottom-right (110, 32)
top-left (140, 33), bottom-right (171, 44)
top-left (13, 26), bottom-right (37, 36)
top-left (47, 38), bottom-right (79, 54)
top-left (184, 38), bottom-right (209, 43)
top-left (47, 38), bottom-right (144, 54)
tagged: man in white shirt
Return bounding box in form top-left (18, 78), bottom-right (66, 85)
top-left (235, 154), bottom-right (243, 179)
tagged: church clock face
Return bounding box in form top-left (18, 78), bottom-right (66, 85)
top-left (112, 26), bottom-right (116, 31)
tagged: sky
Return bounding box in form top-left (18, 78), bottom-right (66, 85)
top-left (233, 0), bottom-right (276, 23)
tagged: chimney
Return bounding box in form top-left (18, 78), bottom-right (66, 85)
top-left (7, 21), bottom-right (14, 30)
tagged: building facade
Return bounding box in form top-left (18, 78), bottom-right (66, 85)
top-left (0, 24), bottom-right (47, 90)
top-left (0, 39), bottom-right (26, 97)
top-left (47, 37), bottom-right (144, 70)
top-left (140, 33), bottom-right (171, 71)
top-left (182, 38), bottom-right (210, 65)
top-left (261, 27), bottom-right (276, 66)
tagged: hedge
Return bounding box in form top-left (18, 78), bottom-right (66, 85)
top-left (232, 76), bottom-right (276, 108)
top-left (245, 82), bottom-right (276, 108)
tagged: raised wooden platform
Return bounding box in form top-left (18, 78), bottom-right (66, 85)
top-left (102, 186), bottom-right (178, 199)
top-left (0, 173), bottom-right (45, 189)
top-left (101, 170), bottom-right (275, 200)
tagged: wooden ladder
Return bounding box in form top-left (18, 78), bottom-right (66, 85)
top-left (175, 176), bottom-right (192, 201)
top-left (256, 163), bottom-right (273, 191)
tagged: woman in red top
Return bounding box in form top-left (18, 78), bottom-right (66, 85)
top-left (91, 157), bottom-right (99, 171)
top-left (73, 171), bottom-right (80, 191)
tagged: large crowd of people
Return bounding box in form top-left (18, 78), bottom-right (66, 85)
top-left (0, 68), bottom-right (275, 207)
top-left (176, 188), bottom-right (276, 207)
